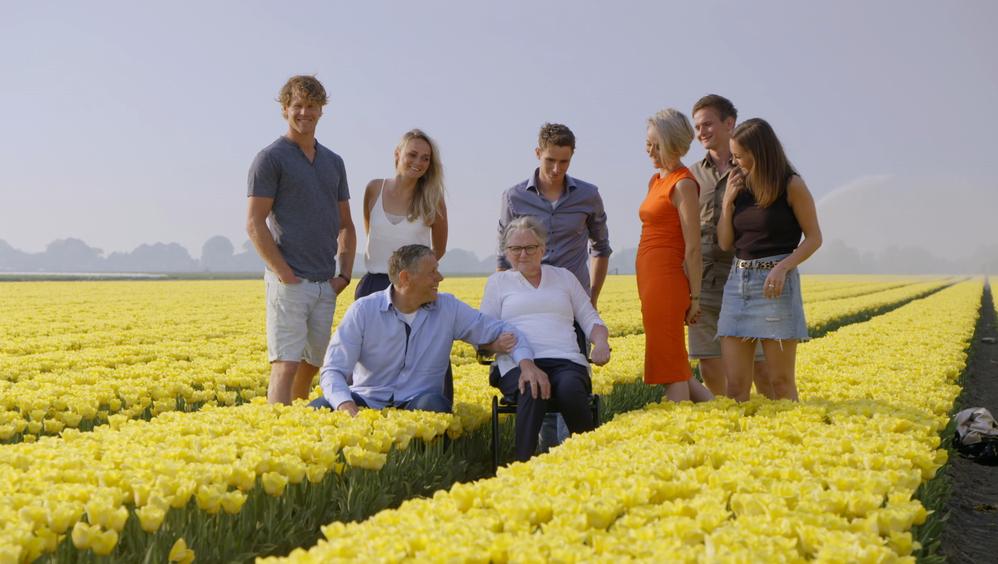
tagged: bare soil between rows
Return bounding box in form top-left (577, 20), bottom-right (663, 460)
top-left (941, 282), bottom-right (998, 563)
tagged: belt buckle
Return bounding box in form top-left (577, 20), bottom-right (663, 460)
top-left (738, 259), bottom-right (775, 269)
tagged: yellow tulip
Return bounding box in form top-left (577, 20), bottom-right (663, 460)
top-left (70, 521), bottom-right (98, 550)
top-left (261, 472), bottom-right (288, 497)
top-left (137, 504), bottom-right (167, 533)
top-left (220, 490), bottom-right (246, 515)
top-left (195, 484), bottom-right (224, 514)
top-left (90, 528), bottom-right (119, 556)
top-left (168, 537), bottom-right (196, 564)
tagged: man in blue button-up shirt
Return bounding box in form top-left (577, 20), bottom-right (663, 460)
top-left (497, 123), bottom-right (612, 307)
top-left (314, 245), bottom-right (546, 415)
top-left (497, 123), bottom-right (612, 449)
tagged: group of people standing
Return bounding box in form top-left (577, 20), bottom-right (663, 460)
top-left (245, 75), bottom-right (821, 461)
top-left (639, 96), bottom-right (821, 405)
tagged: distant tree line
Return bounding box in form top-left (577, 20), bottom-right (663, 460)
top-left (0, 237), bottom-right (994, 275)
top-left (0, 237), bottom-right (263, 273)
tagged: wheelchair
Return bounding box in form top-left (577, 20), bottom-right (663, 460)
top-left (480, 323), bottom-right (602, 471)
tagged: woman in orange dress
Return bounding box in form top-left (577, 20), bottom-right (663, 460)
top-left (637, 108), bottom-right (714, 403)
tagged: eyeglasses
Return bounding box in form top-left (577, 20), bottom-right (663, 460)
top-left (506, 244), bottom-right (540, 256)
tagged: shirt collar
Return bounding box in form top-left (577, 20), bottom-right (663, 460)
top-left (378, 286), bottom-right (395, 312)
top-left (699, 153), bottom-right (732, 179)
top-left (380, 285), bottom-right (439, 312)
top-left (526, 168), bottom-right (577, 194)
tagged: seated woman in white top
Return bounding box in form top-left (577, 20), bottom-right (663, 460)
top-left (356, 129), bottom-right (448, 299)
top-left (480, 216), bottom-right (611, 462)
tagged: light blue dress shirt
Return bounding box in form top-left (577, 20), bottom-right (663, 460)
top-left (320, 287), bottom-right (533, 409)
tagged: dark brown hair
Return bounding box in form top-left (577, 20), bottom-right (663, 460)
top-left (537, 123), bottom-right (576, 151)
top-left (692, 94), bottom-right (737, 122)
top-left (731, 118), bottom-right (795, 208)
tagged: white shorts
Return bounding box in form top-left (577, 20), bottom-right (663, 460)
top-left (265, 270), bottom-right (337, 367)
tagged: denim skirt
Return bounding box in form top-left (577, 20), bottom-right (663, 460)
top-left (716, 253), bottom-right (809, 341)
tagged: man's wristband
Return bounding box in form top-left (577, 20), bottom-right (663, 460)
top-left (336, 274), bottom-right (350, 284)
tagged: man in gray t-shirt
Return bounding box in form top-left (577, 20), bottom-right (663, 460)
top-left (246, 75), bottom-right (356, 405)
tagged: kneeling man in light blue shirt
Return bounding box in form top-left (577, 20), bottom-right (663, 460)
top-left (312, 244), bottom-right (545, 416)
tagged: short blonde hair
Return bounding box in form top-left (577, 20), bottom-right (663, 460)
top-left (502, 216), bottom-right (548, 250)
top-left (647, 108), bottom-right (694, 160)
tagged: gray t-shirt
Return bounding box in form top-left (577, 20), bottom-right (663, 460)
top-left (247, 137), bottom-right (350, 281)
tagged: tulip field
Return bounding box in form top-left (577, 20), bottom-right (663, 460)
top-left (0, 275), bottom-right (983, 562)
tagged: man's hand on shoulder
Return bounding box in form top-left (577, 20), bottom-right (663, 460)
top-left (336, 400), bottom-right (359, 417)
top-left (518, 360), bottom-right (550, 400)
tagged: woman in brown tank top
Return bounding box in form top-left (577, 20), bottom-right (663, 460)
top-left (716, 118), bottom-right (823, 402)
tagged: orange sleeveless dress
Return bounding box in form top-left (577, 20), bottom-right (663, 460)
top-left (637, 168), bottom-right (698, 384)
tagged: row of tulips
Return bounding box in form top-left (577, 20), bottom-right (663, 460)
top-left (0, 276), bottom-right (962, 561)
top-left (0, 278), bottom-right (640, 442)
top-left (804, 278), bottom-right (954, 337)
top-left (264, 280), bottom-right (981, 563)
top-left (0, 327), bottom-right (666, 563)
top-left (799, 276), bottom-right (926, 301)
top-left (0, 277), bottom-right (949, 444)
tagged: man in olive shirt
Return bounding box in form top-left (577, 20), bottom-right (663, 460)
top-left (688, 95), bottom-right (771, 398)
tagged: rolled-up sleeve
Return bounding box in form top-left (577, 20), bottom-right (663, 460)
top-left (320, 304), bottom-right (363, 408)
top-left (587, 191), bottom-right (612, 258)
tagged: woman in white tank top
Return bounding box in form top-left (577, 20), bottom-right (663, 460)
top-left (356, 129), bottom-right (448, 299)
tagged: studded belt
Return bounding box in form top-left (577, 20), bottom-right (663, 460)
top-left (736, 259), bottom-right (778, 270)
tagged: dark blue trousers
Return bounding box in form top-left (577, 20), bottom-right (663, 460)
top-left (498, 358), bottom-right (594, 462)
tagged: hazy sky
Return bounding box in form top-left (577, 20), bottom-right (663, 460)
top-left (2, 1), bottom-right (995, 260)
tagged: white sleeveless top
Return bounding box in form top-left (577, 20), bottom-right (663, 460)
top-left (364, 180), bottom-right (433, 274)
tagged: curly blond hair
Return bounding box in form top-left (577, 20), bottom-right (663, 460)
top-left (277, 75), bottom-right (327, 108)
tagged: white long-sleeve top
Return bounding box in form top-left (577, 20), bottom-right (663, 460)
top-left (480, 264), bottom-right (606, 376)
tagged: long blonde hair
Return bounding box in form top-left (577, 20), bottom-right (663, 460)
top-left (395, 129), bottom-right (445, 225)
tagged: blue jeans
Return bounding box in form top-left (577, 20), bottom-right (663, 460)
top-left (717, 254), bottom-right (809, 341)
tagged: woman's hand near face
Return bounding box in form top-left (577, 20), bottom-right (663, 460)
top-left (725, 166), bottom-right (745, 206)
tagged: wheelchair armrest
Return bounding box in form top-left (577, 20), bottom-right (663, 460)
top-left (476, 349), bottom-right (495, 366)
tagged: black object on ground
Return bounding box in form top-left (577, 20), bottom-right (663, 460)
top-left (942, 282), bottom-right (998, 563)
